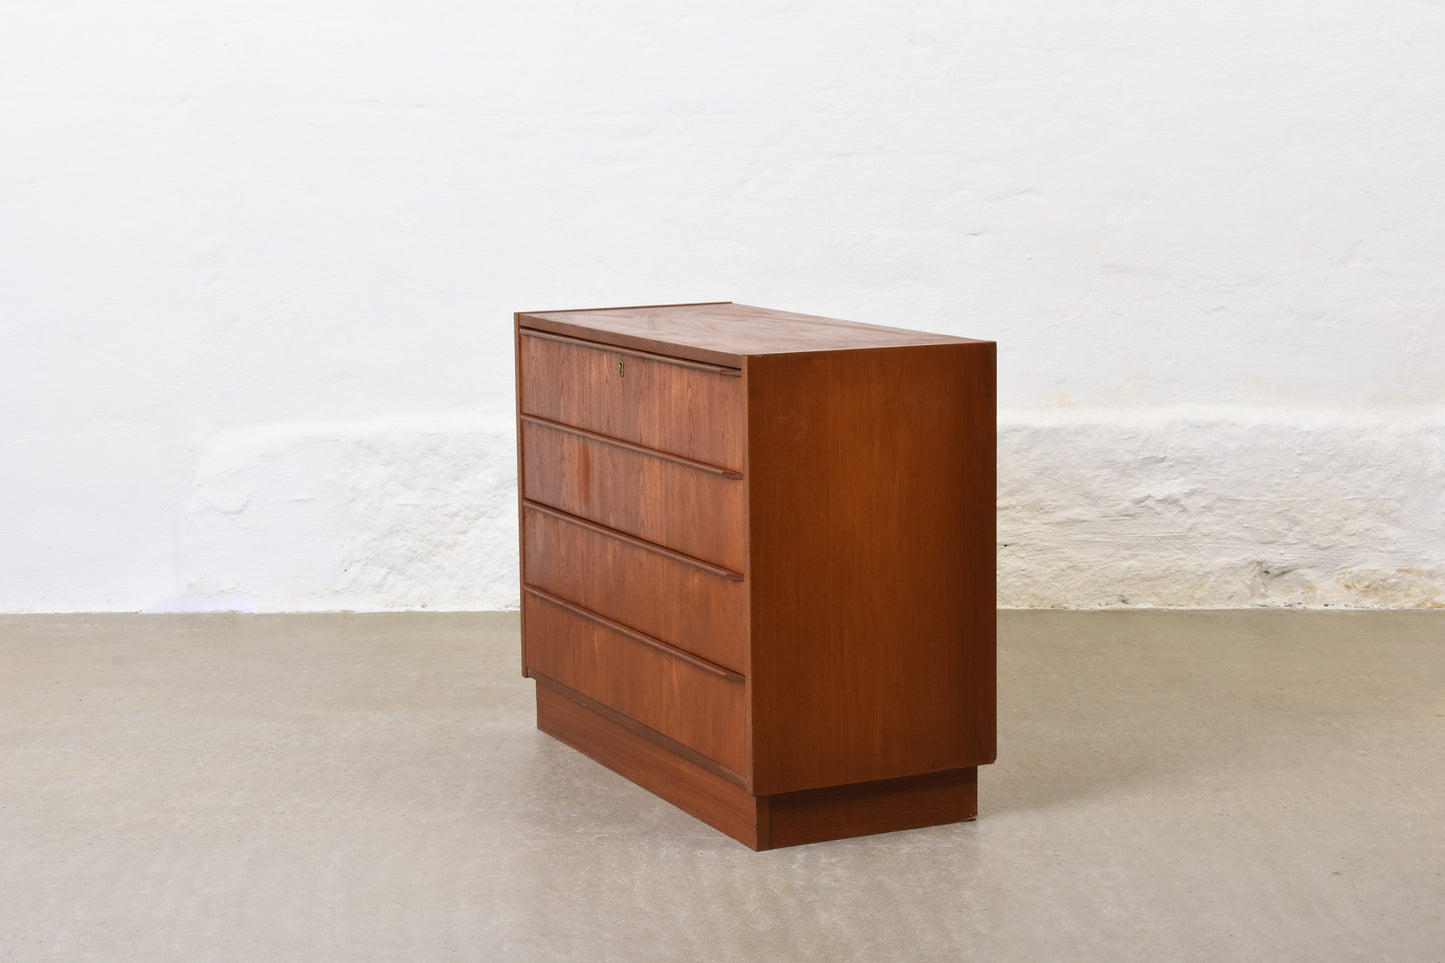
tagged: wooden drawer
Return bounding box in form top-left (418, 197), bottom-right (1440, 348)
top-left (523, 504), bottom-right (746, 673)
top-left (520, 418), bottom-right (746, 572)
top-left (519, 329), bottom-right (744, 470)
top-left (524, 589), bottom-right (746, 774)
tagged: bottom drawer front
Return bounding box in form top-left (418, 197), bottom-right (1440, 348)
top-left (525, 590), bottom-right (746, 774)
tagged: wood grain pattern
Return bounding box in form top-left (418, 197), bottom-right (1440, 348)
top-left (516, 302), bottom-right (996, 847)
top-left (519, 302), bottom-right (984, 368)
top-left (520, 417), bottom-right (746, 572)
top-left (524, 589), bottom-right (747, 773)
top-left (745, 342), bottom-right (997, 795)
top-left (522, 503), bottom-right (747, 673)
top-left (519, 329), bottom-right (744, 470)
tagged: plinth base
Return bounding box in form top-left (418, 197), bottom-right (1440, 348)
top-left (535, 679), bottom-right (977, 850)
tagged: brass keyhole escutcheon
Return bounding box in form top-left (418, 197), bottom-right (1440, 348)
top-left (618, 358), bottom-right (625, 378)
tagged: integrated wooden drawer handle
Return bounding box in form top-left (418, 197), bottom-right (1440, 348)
top-left (526, 586), bottom-right (743, 683)
top-left (520, 414), bottom-right (743, 479)
top-left (524, 501), bottom-right (744, 582)
top-left (520, 327), bottom-right (741, 377)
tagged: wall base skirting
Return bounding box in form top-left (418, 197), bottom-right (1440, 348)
top-left (10, 406), bottom-right (1433, 614)
top-left (999, 407), bottom-right (1445, 609)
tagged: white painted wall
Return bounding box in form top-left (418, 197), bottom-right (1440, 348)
top-left (3, 1), bottom-right (1442, 612)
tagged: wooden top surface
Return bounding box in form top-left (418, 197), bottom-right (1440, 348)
top-left (517, 302), bottom-right (986, 367)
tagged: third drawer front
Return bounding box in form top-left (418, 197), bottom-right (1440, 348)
top-left (521, 418), bottom-right (746, 573)
top-left (524, 589), bottom-right (747, 774)
top-left (523, 504), bottom-right (746, 674)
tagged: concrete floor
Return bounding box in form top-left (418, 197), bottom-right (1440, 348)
top-left (1, 612), bottom-right (1442, 961)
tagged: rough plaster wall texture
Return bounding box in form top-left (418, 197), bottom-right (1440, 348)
top-left (1000, 409), bottom-right (1445, 608)
top-left (177, 416), bottom-right (519, 613)
top-left (2, 1), bottom-right (1444, 610)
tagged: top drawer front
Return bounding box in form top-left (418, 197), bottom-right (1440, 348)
top-left (519, 330), bottom-right (744, 471)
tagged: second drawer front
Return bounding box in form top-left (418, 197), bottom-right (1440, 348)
top-left (521, 419), bottom-right (747, 573)
top-left (519, 330), bottom-right (744, 470)
top-left (523, 505), bottom-right (747, 674)
top-left (524, 590), bottom-right (747, 774)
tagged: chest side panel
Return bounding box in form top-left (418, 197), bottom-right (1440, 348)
top-left (745, 342), bottom-right (996, 795)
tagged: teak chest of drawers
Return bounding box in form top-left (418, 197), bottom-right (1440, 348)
top-left (514, 302), bottom-right (996, 849)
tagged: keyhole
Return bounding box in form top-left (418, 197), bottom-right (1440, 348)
top-left (618, 359), bottom-right (625, 378)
